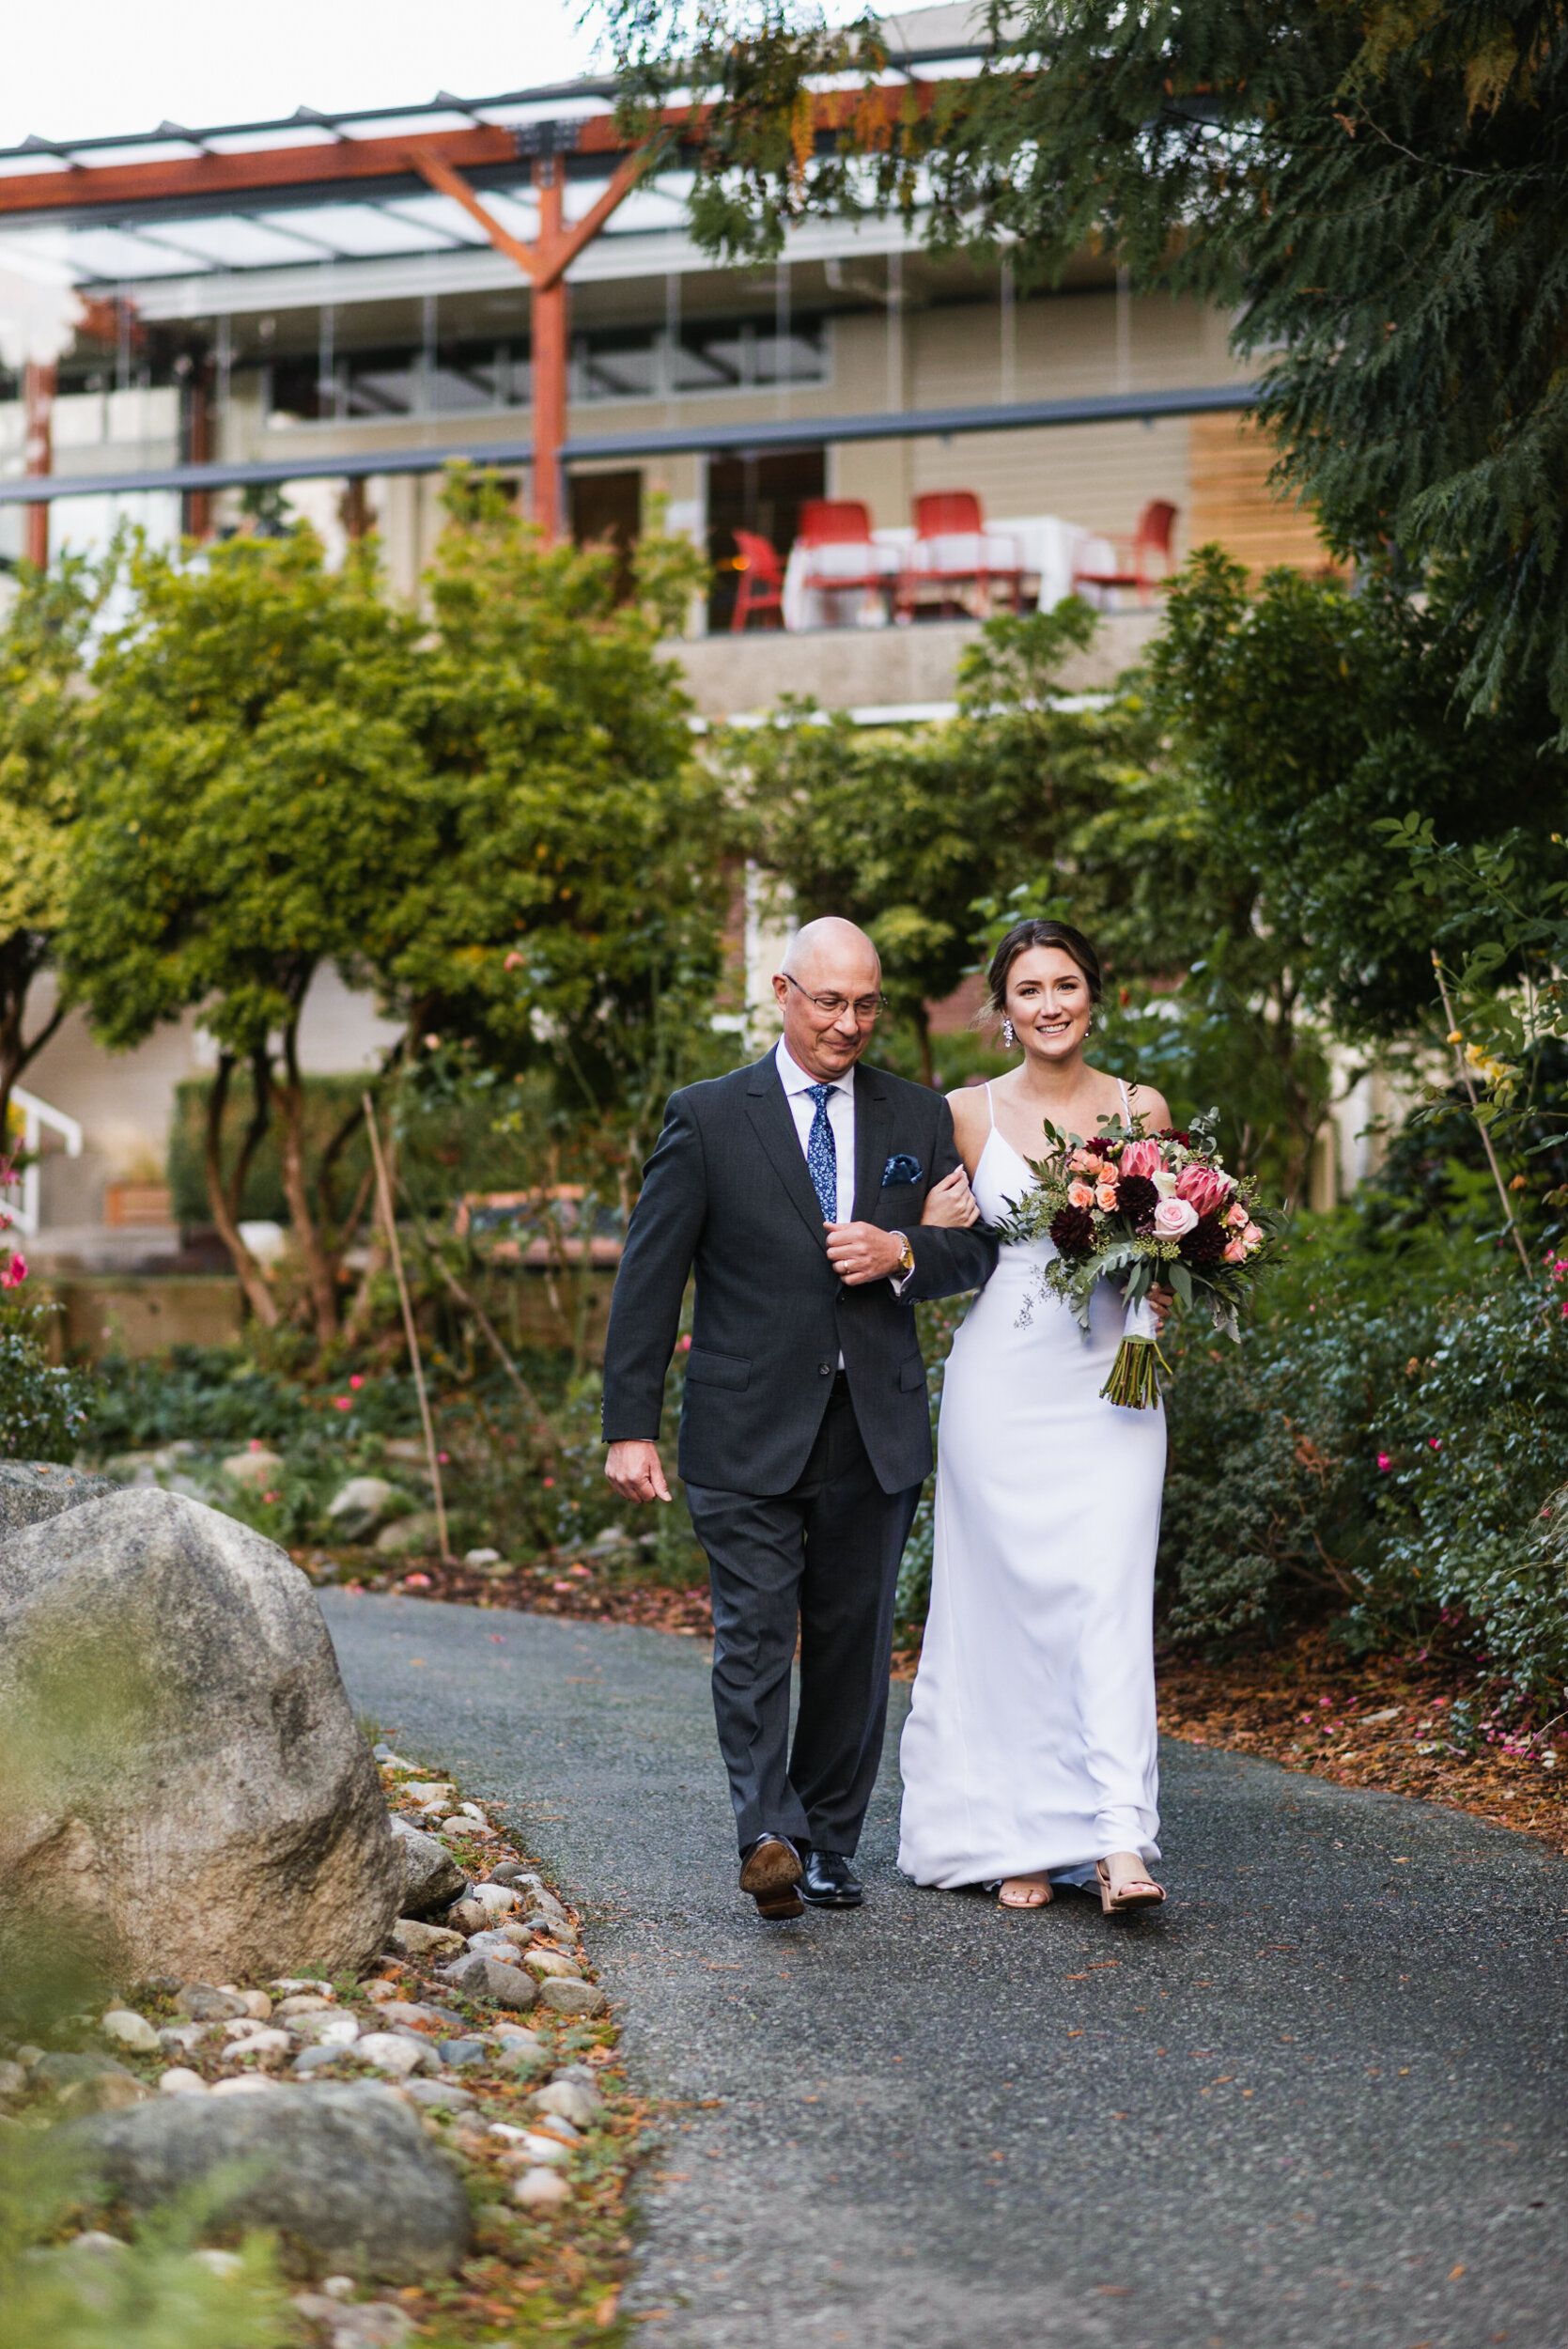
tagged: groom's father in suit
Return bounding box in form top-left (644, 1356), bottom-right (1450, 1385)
top-left (602, 918), bottom-right (996, 1919)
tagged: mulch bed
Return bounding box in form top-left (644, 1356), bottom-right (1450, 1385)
top-left (1153, 1628), bottom-right (1568, 1858)
top-left (303, 1553), bottom-right (1568, 1859)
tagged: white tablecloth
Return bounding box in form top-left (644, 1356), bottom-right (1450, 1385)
top-left (780, 515), bottom-right (1113, 630)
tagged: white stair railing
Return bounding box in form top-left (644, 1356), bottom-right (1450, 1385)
top-left (3, 1086), bottom-right (85, 1237)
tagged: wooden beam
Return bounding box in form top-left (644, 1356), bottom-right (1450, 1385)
top-left (0, 86), bottom-right (926, 222)
top-left (407, 149), bottom-right (543, 282)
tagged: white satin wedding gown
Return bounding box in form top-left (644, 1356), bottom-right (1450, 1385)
top-left (898, 1083), bottom-right (1167, 1887)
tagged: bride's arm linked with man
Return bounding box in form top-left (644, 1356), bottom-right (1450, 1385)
top-left (602, 910), bottom-right (1171, 1922)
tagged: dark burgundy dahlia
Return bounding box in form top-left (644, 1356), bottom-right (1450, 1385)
top-left (1178, 1215), bottom-right (1227, 1268)
top-left (1115, 1174), bottom-right (1160, 1228)
top-left (1049, 1204), bottom-right (1096, 1257)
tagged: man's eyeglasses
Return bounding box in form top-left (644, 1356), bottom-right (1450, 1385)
top-left (784, 972), bottom-right (887, 1022)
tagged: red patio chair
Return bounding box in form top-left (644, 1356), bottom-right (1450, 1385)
top-left (1071, 500), bottom-right (1179, 600)
top-left (897, 490), bottom-right (1023, 618)
top-left (798, 499), bottom-right (893, 599)
top-left (729, 528), bottom-right (785, 630)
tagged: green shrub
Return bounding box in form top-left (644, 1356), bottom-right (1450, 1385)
top-left (1159, 1209), bottom-right (1568, 1705)
top-left (0, 1296), bottom-right (95, 1462)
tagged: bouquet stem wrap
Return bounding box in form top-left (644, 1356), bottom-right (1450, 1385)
top-left (1102, 1292), bottom-right (1167, 1411)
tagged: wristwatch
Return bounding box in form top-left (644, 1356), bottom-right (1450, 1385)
top-left (891, 1231), bottom-right (915, 1277)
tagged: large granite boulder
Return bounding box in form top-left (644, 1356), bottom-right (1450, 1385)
top-left (70, 2080), bottom-right (470, 2279)
top-left (0, 1461), bottom-right (116, 1537)
top-left (0, 1487), bottom-right (401, 1983)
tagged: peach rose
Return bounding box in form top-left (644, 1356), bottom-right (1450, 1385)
top-left (1067, 1179), bottom-right (1095, 1210)
top-left (1070, 1148), bottom-right (1098, 1174)
top-left (1225, 1201), bottom-right (1249, 1229)
top-left (1120, 1138), bottom-right (1162, 1179)
top-left (1094, 1179), bottom-right (1120, 1212)
top-left (1153, 1197), bottom-right (1199, 1239)
top-left (1175, 1161), bottom-right (1234, 1218)
top-left (1243, 1221), bottom-right (1264, 1250)
top-left (1223, 1235), bottom-right (1248, 1263)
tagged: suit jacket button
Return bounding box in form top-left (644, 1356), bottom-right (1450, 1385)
top-left (817, 1361), bottom-right (832, 1377)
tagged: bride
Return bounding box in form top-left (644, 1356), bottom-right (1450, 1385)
top-left (898, 918), bottom-right (1171, 1914)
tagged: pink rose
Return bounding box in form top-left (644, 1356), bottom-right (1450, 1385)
top-left (1222, 1235), bottom-right (1247, 1263)
top-left (1176, 1162), bottom-right (1234, 1218)
top-left (1094, 1179), bottom-right (1120, 1212)
top-left (1225, 1201), bottom-right (1249, 1230)
top-left (1154, 1197), bottom-right (1200, 1239)
top-left (1067, 1179), bottom-right (1095, 1209)
top-left (1243, 1222), bottom-right (1264, 1250)
top-left (1, 1252), bottom-right (26, 1288)
top-left (1069, 1148), bottom-right (1097, 1174)
top-left (1120, 1139), bottom-right (1162, 1179)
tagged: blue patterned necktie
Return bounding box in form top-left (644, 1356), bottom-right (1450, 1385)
top-left (805, 1081), bottom-right (838, 1222)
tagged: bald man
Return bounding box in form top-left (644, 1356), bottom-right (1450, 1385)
top-left (602, 919), bottom-right (997, 1919)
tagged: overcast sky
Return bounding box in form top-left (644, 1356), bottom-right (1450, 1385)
top-left (0, 1), bottom-right (604, 148)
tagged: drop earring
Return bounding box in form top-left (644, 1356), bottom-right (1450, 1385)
top-left (1001, 1017), bottom-right (1017, 1048)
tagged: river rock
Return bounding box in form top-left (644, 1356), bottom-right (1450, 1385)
top-left (536, 1978), bottom-right (607, 2018)
top-left (101, 2008), bottom-right (161, 2052)
top-left (0, 1463), bottom-right (116, 1537)
top-left (387, 1819), bottom-right (467, 1919)
top-left (436, 1952), bottom-right (537, 2010)
top-left (384, 1919), bottom-right (464, 1961)
top-left (325, 1479), bottom-right (410, 1543)
top-left (375, 1513), bottom-right (442, 1558)
top-left (70, 2079), bottom-right (470, 2279)
top-left (220, 1449), bottom-right (287, 1491)
top-left (0, 1488), bottom-right (401, 1983)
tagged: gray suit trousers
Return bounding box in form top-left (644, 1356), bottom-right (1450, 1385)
top-left (685, 1375), bottom-right (922, 1859)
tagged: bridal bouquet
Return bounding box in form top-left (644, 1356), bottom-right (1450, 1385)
top-left (998, 1112), bottom-right (1282, 1408)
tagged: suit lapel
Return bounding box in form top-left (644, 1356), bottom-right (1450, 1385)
top-left (852, 1065), bottom-right (893, 1224)
top-left (744, 1056), bottom-right (831, 1252)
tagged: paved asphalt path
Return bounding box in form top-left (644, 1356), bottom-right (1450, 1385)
top-left (321, 1591), bottom-right (1567, 2349)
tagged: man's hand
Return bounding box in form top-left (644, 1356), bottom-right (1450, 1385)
top-left (826, 1221), bottom-right (906, 1286)
top-left (605, 1439), bottom-right (672, 1504)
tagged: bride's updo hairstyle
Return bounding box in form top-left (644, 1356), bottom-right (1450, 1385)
top-left (983, 918), bottom-right (1104, 1023)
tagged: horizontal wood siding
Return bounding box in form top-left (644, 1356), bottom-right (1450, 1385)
top-left (1188, 413), bottom-right (1338, 576)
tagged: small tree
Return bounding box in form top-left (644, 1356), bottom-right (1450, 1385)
top-left (65, 527), bottom-right (428, 1336)
top-left (0, 552), bottom-right (108, 1146)
top-left (377, 472), bottom-right (728, 1170)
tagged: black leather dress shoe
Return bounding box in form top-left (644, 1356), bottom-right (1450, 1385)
top-left (799, 1848), bottom-right (863, 1908)
top-left (738, 1834), bottom-right (804, 1920)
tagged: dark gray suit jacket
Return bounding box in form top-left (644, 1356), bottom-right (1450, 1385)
top-left (600, 1054), bottom-right (998, 1496)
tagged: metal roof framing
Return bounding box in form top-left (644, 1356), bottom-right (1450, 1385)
top-left (0, 382), bottom-right (1258, 506)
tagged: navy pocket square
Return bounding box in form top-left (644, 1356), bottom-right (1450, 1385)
top-left (881, 1154), bottom-right (923, 1187)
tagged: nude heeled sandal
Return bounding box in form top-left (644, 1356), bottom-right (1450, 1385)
top-left (997, 1874), bottom-right (1053, 1909)
top-left (1095, 1853), bottom-right (1165, 1913)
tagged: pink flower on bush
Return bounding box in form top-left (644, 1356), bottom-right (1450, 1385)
top-left (1222, 1235), bottom-right (1247, 1263)
top-left (677, 1333), bottom-right (691, 1351)
top-left (333, 1396), bottom-right (352, 1412)
top-left (1377, 1452), bottom-right (1392, 1472)
top-left (2, 1252), bottom-right (26, 1288)
top-left (1153, 1197), bottom-right (1199, 1239)
top-left (542, 1476), bottom-right (555, 1488)
top-left (349, 1374), bottom-right (365, 1390)
top-left (1094, 1178), bottom-right (1120, 1212)
top-left (248, 1437), bottom-right (265, 1452)
top-left (1067, 1179), bottom-right (1095, 1210)
top-left (1120, 1139), bottom-right (1163, 1179)
top-left (1176, 1162), bottom-right (1234, 1218)
top-left (1429, 1437), bottom-right (1442, 1452)
top-left (403, 1571), bottom-right (431, 1589)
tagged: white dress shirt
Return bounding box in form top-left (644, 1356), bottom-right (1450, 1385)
top-left (775, 1037), bottom-right (856, 1223)
top-left (774, 1039), bottom-right (912, 1319)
